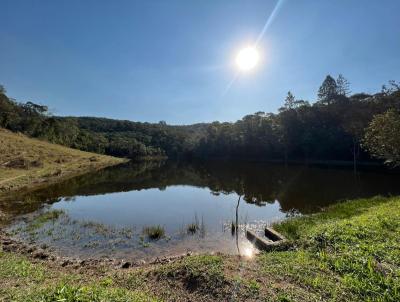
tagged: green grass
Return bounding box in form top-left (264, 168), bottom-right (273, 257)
top-left (30, 284), bottom-right (158, 302)
top-left (0, 250), bottom-right (46, 280)
top-left (25, 209), bottom-right (65, 232)
top-left (273, 196), bottom-right (389, 240)
top-left (262, 196), bottom-right (400, 301)
top-left (0, 251), bottom-right (159, 302)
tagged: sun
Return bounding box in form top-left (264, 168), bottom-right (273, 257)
top-left (236, 46), bottom-right (260, 71)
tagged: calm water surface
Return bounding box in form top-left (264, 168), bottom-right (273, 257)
top-left (2, 160), bottom-right (400, 260)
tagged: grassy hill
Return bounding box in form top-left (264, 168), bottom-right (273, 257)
top-left (0, 128), bottom-right (126, 194)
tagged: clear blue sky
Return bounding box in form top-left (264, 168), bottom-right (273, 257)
top-left (1, 0), bottom-right (399, 124)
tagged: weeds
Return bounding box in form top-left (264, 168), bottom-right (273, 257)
top-left (231, 220), bottom-right (237, 235)
top-left (142, 225), bottom-right (165, 240)
top-left (187, 223), bottom-right (198, 234)
top-left (25, 209), bottom-right (65, 232)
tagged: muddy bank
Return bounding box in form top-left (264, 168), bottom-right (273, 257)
top-left (0, 229), bottom-right (201, 270)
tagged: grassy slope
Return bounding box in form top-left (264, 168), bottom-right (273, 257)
top-left (263, 196), bottom-right (400, 301)
top-left (0, 128), bottom-right (126, 195)
top-left (1, 196), bottom-right (399, 301)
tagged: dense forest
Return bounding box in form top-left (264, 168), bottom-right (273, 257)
top-left (0, 85), bottom-right (206, 159)
top-left (1, 76), bottom-right (400, 166)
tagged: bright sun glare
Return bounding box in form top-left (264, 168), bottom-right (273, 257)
top-left (236, 46), bottom-right (260, 71)
top-left (243, 247), bottom-right (254, 258)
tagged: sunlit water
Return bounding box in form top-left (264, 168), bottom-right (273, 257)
top-left (3, 160), bottom-right (400, 261)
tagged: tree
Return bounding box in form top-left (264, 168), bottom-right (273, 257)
top-left (381, 80), bottom-right (400, 95)
top-left (0, 84), bottom-right (5, 94)
top-left (279, 92), bottom-right (308, 112)
top-left (283, 91), bottom-right (295, 110)
top-left (388, 80), bottom-right (400, 91)
top-left (351, 93), bottom-right (371, 101)
top-left (336, 74), bottom-right (351, 96)
top-left (363, 109), bottom-right (400, 166)
top-left (317, 75), bottom-right (338, 105)
top-left (24, 101), bottom-right (48, 115)
top-left (293, 99), bottom-right (310, 108)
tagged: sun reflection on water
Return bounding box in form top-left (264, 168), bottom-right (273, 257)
top-left (242, 247), bottom-right (254, 258)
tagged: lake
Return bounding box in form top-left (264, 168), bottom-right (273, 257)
top-left (2, 160), bottom-right (400, 261)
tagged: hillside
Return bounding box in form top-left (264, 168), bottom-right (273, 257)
top-left (0, 128), bottom-right (126, 194)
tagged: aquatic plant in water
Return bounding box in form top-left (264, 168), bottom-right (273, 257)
top-left (187, 223), bottom-right (198, 234)
top-left (143, 225), bottom-right (165, 240)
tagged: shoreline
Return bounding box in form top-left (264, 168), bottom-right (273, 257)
top-left (0, 158), bottom-right (128, 200)
top-left (195, 156), bottom-right (387, 169)
top-left (1, 196), bottom-right (399, 301)
top-left (0, 229), bottom-right (198, 269)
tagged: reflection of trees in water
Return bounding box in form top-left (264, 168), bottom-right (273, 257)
top-left (3, 160), bottom-right (400, 216)
top-left (0, 160), bottom-right (166, 214)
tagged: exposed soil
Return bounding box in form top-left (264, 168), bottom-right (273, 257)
top-left (0, 229), bottom-right (198, 271)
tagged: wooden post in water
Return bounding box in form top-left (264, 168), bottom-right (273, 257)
top-left (235, 195), bottom-right (241, 255)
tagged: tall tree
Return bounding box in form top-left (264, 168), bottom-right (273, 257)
top-left (336, 74), bottom-right (351, 96)
top-left (317, 75), bottom-right (338, 105)
top-left (363, 109), bottom-right (400, 166)
top-left (283, 91), bottom-right (295, 110)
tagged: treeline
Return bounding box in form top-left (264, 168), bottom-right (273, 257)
top-left (196, 76), bottom-right (400, 167)
top-left (0, 85), bottom-right (205, 158)
top-left (0, 77), bottom-right (400, 166)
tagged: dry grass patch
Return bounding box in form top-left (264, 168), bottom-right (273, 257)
top-left (0, 128), bottom-right (126, 194)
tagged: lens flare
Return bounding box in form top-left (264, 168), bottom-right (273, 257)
top-left (243, 247), bottom-right (254, 258)
top-left (236, 47), bottom-right (260, 71)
